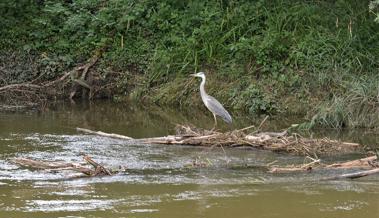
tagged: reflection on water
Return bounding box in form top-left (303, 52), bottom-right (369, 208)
top-left (0, 100), bottom-right (378, 218)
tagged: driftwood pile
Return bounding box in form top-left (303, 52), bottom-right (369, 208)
top-left (77, 125), bottom-right (362, 156)
top-left (10, 124), bottom-right (378, 180)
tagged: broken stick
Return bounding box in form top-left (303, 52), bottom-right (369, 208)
top-left (321, 168), bottom-right (379, 180)
top-left (76, 127), bottom-right (133, 140)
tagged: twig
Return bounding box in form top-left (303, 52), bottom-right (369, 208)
top-left (302, 159), bottom-right (321, 168)
top-left (236, 124), bottom-right (255, 132)
top-left (258, 115), bottom-right (269, 130)
top-left (251, 115), bottom-right (269, 134)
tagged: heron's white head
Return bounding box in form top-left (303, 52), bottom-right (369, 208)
top-left (190, 72), bottom-right (206, 79)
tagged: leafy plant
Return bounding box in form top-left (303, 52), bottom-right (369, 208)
top-left (0, 0), bottom-right (378, 127)
top-left (230, 84), bottom-right (279, 114)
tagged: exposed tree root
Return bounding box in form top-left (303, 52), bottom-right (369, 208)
top-left (0, 49), bottom-right (104, 107)
top-left (69, 50), bottom-right (102, 100)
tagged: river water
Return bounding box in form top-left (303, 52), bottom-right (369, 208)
top-left (0, 101), bottom-right (378, 218)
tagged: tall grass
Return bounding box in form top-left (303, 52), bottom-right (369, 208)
top-left (305, 76), bottom-right (379, 129)
top-left (0, 0), bottom-right (378, 128)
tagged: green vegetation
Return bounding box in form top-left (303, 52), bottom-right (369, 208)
top-left (0, 0), bottom-right (378, 128)
top-left (370, 0), bottom-right (379, 22)
top-left (301, 76), bottom-right (379, 129)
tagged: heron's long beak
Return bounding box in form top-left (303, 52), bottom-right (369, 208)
top-left (190, 73), bottom-right (197, 77)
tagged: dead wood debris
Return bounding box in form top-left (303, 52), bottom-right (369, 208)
top-left (11, 155), bottom-right (119, 177)
top-left (76, 125), bottom-right (362, 156)
top-left (268, 155), bottom-right (379, 180)
top-left (269, 155), bottom-right (378, 173)
top-left (72, 125), bottom-right (378, 179)
top-left (321, 168), bottom-right (379, 180)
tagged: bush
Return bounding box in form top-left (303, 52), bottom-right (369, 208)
top-left (0, 0), bottom-right (378, 127)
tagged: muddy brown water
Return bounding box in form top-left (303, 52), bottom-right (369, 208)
top-left (0, 101), bottom-right (378, 218)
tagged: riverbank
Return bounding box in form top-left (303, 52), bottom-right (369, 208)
top-left (0, 0), bottom-right (378, 129)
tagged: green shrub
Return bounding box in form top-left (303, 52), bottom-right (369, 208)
top-left (230, 84), bottom-right (279, 114)
top-left (0, 0), bottom-right (378, 127)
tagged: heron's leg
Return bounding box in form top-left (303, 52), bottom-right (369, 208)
top-left (211, 113), bottom-right (217, 131)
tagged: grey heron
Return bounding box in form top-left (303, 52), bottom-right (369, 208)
top-left (190, 72), bottom-right (232, 130)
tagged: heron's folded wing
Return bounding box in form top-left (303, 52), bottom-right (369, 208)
top-left (205, 95), bottom-right (232, 123)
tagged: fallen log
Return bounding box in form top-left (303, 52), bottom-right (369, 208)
top-left (269, 159), bottom-right (322, 173)
top-left (76, 127), bottom-right (133, 140)
top-left (269, 155), bottom-right (378, 173)
top-left (321, 168), bottom-right (379, 180)
top-left (11, 155), bottom-right (118, 177)
top-left (11, 158), bottom-right (93, 176)
top-left (76, 125), bottom-right (363, 156)
top-left (325, 155), bottom-right (377, 169)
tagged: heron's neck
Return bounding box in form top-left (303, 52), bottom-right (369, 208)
top-left (199, 76), bottom-right (206, 97)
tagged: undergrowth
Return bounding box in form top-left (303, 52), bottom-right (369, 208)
top-left (302, 76), bottom-right (379, 129)
top-left (0, 0), bottom-right (378, 128)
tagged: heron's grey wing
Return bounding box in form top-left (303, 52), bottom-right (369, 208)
top-left (204, 95), bottom-right (233, 123)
